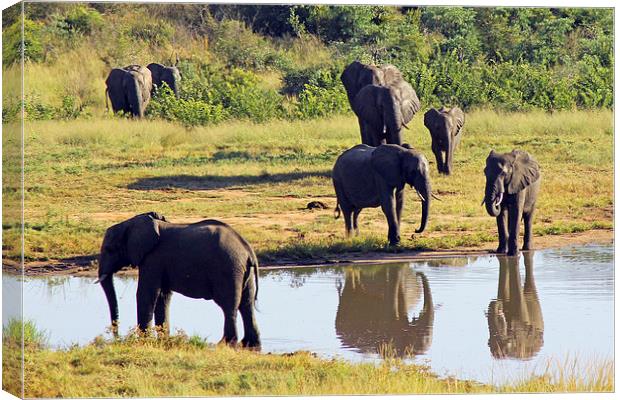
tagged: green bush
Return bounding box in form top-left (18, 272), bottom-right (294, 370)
top-left (148, 85), bottom-right (226, 127)
top-left (294, 83), bottom-right (349, 119)
top-left (2, 18), bottom-right (45, 64)
top-left (127, 19), bottom-right (174, 46)
top-left (281, 64), bottom-right (342, 96)
top-left (54, 4), bottom-right (103, 36)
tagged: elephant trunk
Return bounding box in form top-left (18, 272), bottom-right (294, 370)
top-left (485, 180), bottom-right (503, 217)
top-left (383, 89), bottom-right (403, 145)
top-left (99, 272), bottom-right (119, 333)
top-left (127, 77), bottom-right (143, 117)
top-left (415, 179), bottom-right (431, 233)
top-left (419, 273), bottom-right (434, 323)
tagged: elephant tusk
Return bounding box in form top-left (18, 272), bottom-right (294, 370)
top-left (94, 274), bottom-right (108, 284)
top-left (481, 198), bottom-right (486, 206)
top-left (402, 122), bottom-right (410, 130)
top-left (431, 192), bottom-right (442, 201)
top-left (415, 190), bottom-right (426, 202)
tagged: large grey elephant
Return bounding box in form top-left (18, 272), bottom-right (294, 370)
top-left (487, 252), bottom-right (543, 359)
top-left (147, 62), bottom-right (181, 96)
top-left (341, 61), bottom-right (421, 146)
top-left (424, 107), bottom-right (465, 175)
top-left (335, 265), bottom-right (434, 357)
top-left (105, 64), bottom-right (152, 117)
top-left (484, 150), bottom-right (541, 256)
top-left (96, 212), bottom-right (260, 348)
top-left (332, 144), bottom-right (432, 246)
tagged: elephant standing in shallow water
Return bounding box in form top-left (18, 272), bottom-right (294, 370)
top-left (96, 212), bottom-right (261, 348)
top-left (487, 252), bottom-right (543, 359)
top-left (332, 144), bottom-right (432, 246)
top-left (424, 106), bottom-right (465, 175)
top-left (336, 265), bottom-right (434, 357)
top-left (341, 61), bottom-right (421, 146)
top-left (484, 150), bottom-right (541, 256)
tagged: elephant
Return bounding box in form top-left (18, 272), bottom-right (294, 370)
top-left (332, 143), bottom-right (432, 246)
top-left (487, 252), bottom-right (543, 359)
top-left (105, 64), bottom-right (152, 118)
top-left (335, 265), bottom-right (434, 357)
top-left (147, 62), bottom-right (181, 96)
top-left (484, 149), bottom-right (541, 256)
top-left (341, 61), bottom-right (421, 146)
top-left (424, 107), bottom-right (465, 175)
top-left (96, 212), bottom-right (261, 348)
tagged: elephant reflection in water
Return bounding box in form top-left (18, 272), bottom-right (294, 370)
top-left (487, 252), bottom-right (543, 359)
top-left (335, 265), bottom-right (433, 357)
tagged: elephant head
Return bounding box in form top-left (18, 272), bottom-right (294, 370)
top-left (340, 60), bottom-right (385, 109)
top-left (487, 252), bottom-right (544, 359)
top-left (424, 107), bottom-right (465, 175)
top-left (484, 150), bottom-right (540, 217)
top-left (371, 144), bottom-right (431, 233)
top-left (147, 62), bottom-right (182, 97)
top-left (96, 212), bottom-right (167, 331)
top-left (335, 265), bottom-right (434, 357)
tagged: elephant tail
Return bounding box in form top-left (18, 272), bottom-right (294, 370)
top-left (334, 202), bottom-right (341, 219)
top-left (247, 250), bottom-right (259, 304)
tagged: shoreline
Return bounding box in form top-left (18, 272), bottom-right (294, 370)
top-left (3, 228), bottom-right (613, 277)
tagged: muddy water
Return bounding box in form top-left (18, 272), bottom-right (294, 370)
top-left (3, 244), bottom-right (613, 384)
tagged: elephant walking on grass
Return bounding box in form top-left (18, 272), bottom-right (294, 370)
top-left (484, 150), bottom-right (541, 256)
top-left (105, 65), bottom-right (152, 117)
top-left (424, 107), bottom-right (465, 175)
top-left (332, 144), bottom-right (432, 246)
top-left (147, 62), bottom-right (181, 96)
top-left (487, 252), bottom-right (543, 359)
top-left (341, 61), bottom-right (421, 146)
top-left (96, 212), bottom-right (261, 348)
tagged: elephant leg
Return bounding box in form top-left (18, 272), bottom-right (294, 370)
top-left (507, 204), bottom-right (523, 256)
top-left (136, 281), bottom-right (161, 331)
top-left (154, 289), bottom-right (172, 333)
top-left (496, 208), bottom-right (508, 254)
top-left (446, 142), bottom-right (454, 175)
top-left (352, 209), bottom-right (361, 235)
top-left (380, 192), bottom-right (400, 246)
top-left (522, 210), bottom-right (534, 250)
top-left (359, 120), bottom-right (372, 146)
top-left (239, 279), bottom-right (260, 349)
top-left (215, 284), bottom-right (242, 345)
top-left (342, 206), bottom-right (355, 237)
top-left (431, 142), bottom-right (444, 174)
top-left (395, 189), bottom-right (404, 225)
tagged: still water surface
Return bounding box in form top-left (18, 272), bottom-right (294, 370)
top-left (4, 245), bottom-right (613, 384)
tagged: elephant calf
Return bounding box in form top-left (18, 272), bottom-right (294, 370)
top-left (97, 212), bottom-right (260, 348)
top-left (333, 144), bottom-right (432, 246)
top-left (424, 106), bottom-right (465, 175)
top-left (484, 150), bottom-right (541, 256)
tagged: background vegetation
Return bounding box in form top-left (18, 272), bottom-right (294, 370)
top-left (2, 4), bottom-right (614, 127)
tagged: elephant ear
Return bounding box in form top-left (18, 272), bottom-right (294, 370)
top-left (395, 80), bottom-right (421, 125)
top-left (125, 214), bottom-right (161, 266)
top-left (449, 107), bottom-right (465, 136)
top-left (370, 145), bottom-right (404, 188)
top-left (507, 150), bottom-right (540, 194)
top-left (353, 85), bottom-right (384, 129)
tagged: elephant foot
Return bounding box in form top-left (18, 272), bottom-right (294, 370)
top-left (241, 336), bottom-right (261, 350)
top-left (495, 245), bottom-right (507, 254)
top-left (507, 247), bottom-right (520, 257)
top-left (218, 336), bottom-right (238, 347)
top-left (522, 243), bottom-right (532, 251)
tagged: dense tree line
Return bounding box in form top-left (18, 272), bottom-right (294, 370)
top-left (2, 3), bottom-right (613, 125)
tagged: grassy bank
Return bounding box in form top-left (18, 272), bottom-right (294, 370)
top-left (2, 109), bottom-right (613, 264)
top-left (2, 321), bottom-right (613, 397)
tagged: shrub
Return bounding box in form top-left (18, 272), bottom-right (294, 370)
top-left (53, 4), bottom-right (103, 36)
top-left (294, 84), bottom-right (349, 119)
top-left (128, 19), bottom-right (174, 46)
top-left (281, 64), bottom-right (342, 96)
top-left (148, 85), bottom-right (226, 127)
top-left (2, 18), bottom-right (45, 64)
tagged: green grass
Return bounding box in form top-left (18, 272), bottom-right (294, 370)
top-left (2, 109), bottom-right (613, 263)
top-left (2, 322), bottom-right (613, 397)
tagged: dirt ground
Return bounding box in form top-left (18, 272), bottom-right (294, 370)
top-left (3, 229), bottom-right (613, 277)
